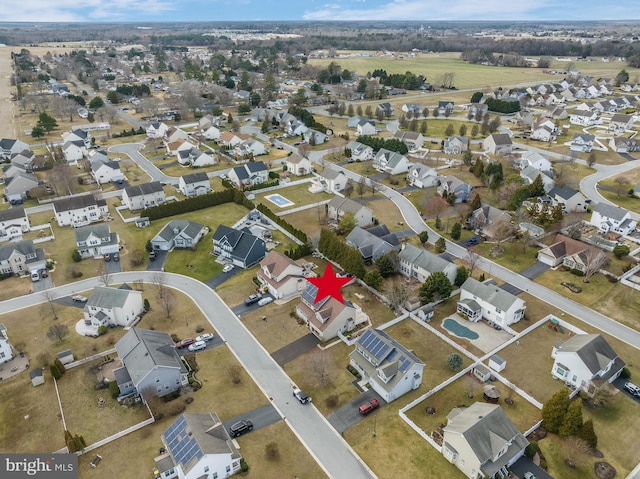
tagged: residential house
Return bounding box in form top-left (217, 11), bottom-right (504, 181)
top-left (198, 115), bottom-right (222, 140)
top-left (376, 103), bottom-right (394, 117)
top-left (483, 134), bottom-right (513, 155)
top-left (438, 101), bottom-right (455, 116)
top-left (437, 176), bottom-right (472, 203)
top-left (514, 111), bottom-right (534, 128)
top-left (62, 140), bottom-right (86, 163)
top-left (122, 182), bottom-right (166, 211)
top-left (62, 128), bottom-right (91, 149)
top-left (233, 139), bottom-right (266, 158)
top-left (177, 147), bottom-right (216, 167)
top-left (346, 225), bottom-right (400, 263)
top-left (30, 369), bottom-right (44, 387)
top-left (401, 103), bottom-right (423, 114)
top-left (398, 243), bottom-right (458, 284)
top-left (406, 164), bottom-right (438, 188)
top-left (570, 133), bottom-right (595, 153)
top-left (0, 323), bottom-right (13, 364)
top-left (10, 150), bottom-right (36, 171)
top-left (372, 149), bottom-right (410, 175)
top-left (164, 126), bottom-right (189, 145)
top-left (469, 204), bottom-right (512, 239)
top-left (211, 224), bottom-right (266, 268)
top-left (146, 121), bottom-right (169, 139)
top-left (285, 155), bottom-right (313, 176)
top-left (443, 136), bottom-right (469, 155)
top-left (530, 119), bottom-right (557, 142)
top-left (609, 113), bottom-right (634, 133)
top-left (347, 116), bottom-right (365, 128)
top-left (295, 283), bottom-right (368, 341)
top-left (4, 172), bottom-right (39, 203)
top-left (156, 412), bottom-right (242, 479)
top-left (569, 110), bottom-right (601, 126)
top-left (0, 138), bottom-right (29, 159)
top-left (84, 285), bottom-right (144, 329)
top-left (114, 327), bottom-right (188, 398)
top-left (178, 172), bottom-right (211, 197)
top-left (393, 131), bottom-right (424, 151)
top-left (551, 334), bottom-right (625, 395)
top-left (346, 141), bottom-right (374, 161)
top-left (303, 129), bottom-right (327, 145)
top-left (543, 105), bottom-right (568, 120)
top-left (0, 207), bottom-right (30, 242)
top-left (546, 186), bottom-right (589, 213)
top-left (53, 194), bottom-right (108, 227)
top-left (151, 220), bottom-right (207, 251)
top-left (257, 251), bottom-right (306, 299)
top-left (349, 328), bottom-right (424, 402)
top-left (537, 234), bottom-right (600, 267)
top-left (468, 103), bottom-right (488, 118)
top-left (166, 138), bottom-right (195, 157)
top-left (309, 168), bottom-right (348, 194)
top-left (520, 166), bottom-right (555, 193)
top-left (87, 148), bottom-right (110, 166)
top-left (218, 131), bottom-right (247, 148)
top-left (0, 240), bottom-right (46, 276)
top-left (610, 137), bottom-right (640, 153)
top-left (356, 119), bottom-right (377, 137)
top-left (227, 161), bottom-right (268, 188)
top-left (589, 203), bottom-right (637, 235)
top-left (457, 277), bottom-right (527, 328)
top-left (91, 159), bottom-right (124, 184)
top-left (327, 197), bottom-right (374, 227)
top-left (75, 224), bottom-right (119, 259)
top-left (515, 150), bottom-right (553, 174)
top-left (442, 403), bottom-right (528, 479)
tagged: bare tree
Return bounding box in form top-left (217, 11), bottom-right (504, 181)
top-left (152, 272), bottom-right (168, 299)
top-left (587, 152), bottom-right (597, 168)
top-left (308, 350), bottom-right (333, 387)
top-left (384, 280), bottom-right (409, 313)
top-left (297, 143), bottom-right (310, 158)
top-left (132, 279), bottom-right (144, 291)
top-left (490, 217), bottom-right (514, 256)
top-left (52, 96), bottom-right (78, 122)
top-left (41, 289), bottom-right (58, 320)
top-left (464, 250), bottom-right (481, 277)
top-left (356, 176), bottom-right (367, 197)
top-left (613, 176), bottom-right (630, 198)
top-left (50, 164), bottom-right (78, 196)
top-left (562, 437), bottom-right (590, 468)
top-left (159, 289), bottom-right (176, 319)
top-left (140, 96), bottom-right (161, 117)
top-left (99, 267), bottom-right (112, 287)
top-left (228, 364), bottom-right (242, 384)
top-left (583, 250), bottom-right (609, 283)
top-left (47, 323), bottom-right (69, 343)
top-left (423, 195), bottom-right (449, 220)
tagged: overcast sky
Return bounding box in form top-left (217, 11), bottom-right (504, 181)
top-left (2, 0), bottom-right (639, 22)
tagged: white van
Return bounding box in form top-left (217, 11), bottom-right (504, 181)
top-left (258, 297), bottom-right (273, 307)
top-left (30, 270), bottom-right (40, 282)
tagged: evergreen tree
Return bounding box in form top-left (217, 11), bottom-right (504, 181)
top-left (577, 419), bottom-right (598, 448)
top-left (542, 389), bottom-right (570, 434)
top-left (418, 231), bottom-right (430, 244)
top-left (462, 149), bottom-right (473, 166)
top-left (472, 158), bottom-right (484, 177)
top-left (455, 266), bottom-right (469, 287)
top-left (261, 118), bottom-right (270, 133)
top-left (375, 254), bottom-right (395, 278)
top-left (37, 112), bottom-right (58, 132)
top-left (529, 174), bottom-right (546, 197)
top-left (550, 204), bottom-right (564, 226)
top-left (435, 236), bottom-right (446, 253)
top-left (560, 399), bottom-right (584, 438)
top-left (451, 222), bottom-right (462, 240)
top-left (469, 192), bottom-right (482, 212)
top-left (446, 353), bottom-right (463, 371)
top-left (419, 271), bottom-right (453, 304)
top-left (363, 270), bottom-right (383, 290)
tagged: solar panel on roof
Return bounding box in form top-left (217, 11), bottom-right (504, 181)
top-left (301, 284), bottom-right (318, 304)
top-left (360, 331), bottom-right (391, 360)
top-left (398, 356), bottom-right (411, 373)
top-left (165, 416), bottom-right (203, 469)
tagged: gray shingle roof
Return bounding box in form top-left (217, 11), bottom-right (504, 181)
top-left (461, 277), bottom-right (521, 311)
top-left (181, 172), bottom-right (209, 184)
top-left (53, 194), bottom-right (101, 213)
top-left (0, 239), bottom-right (37, 262)
top-left (74, 224), bottom-right (111, 243)
top-left (556, 334), bottom-right (623, 375)
top-left (0, 206), bottom-right (26, 222)
top-left (593, 202), bottom-right (629, 221)
top-left (154, 220), bottom-right (204, 243)
top-left (399, 243), bottom-right (452, 274)
top-left (124, 181), bottom-right (163, 198)
top-left (87, 286), bottom-right (136, 309)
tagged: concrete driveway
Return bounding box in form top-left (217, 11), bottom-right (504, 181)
top-left (222, 404), bottom-right (281, 435)
top-left (327, 389), bottom-right (385, 434)
top-left (519, 262), bottom-right (550, 280)
top-left (510, 456), bottom-right (554, 479)
top-left (146, 250), bottom-right (168, 271)
top-left (31, 275), bottom-right (54, 292)
top-left (271, 334), bottom-right (320, 366)
top-left (613, 376), bottom-right (640, 404)
top-left (204, 267), bottom-right (242, 289)
top-left (103, 258), bottom-right (122, 274)
top-left (176, 336), bottom-right (224, 355)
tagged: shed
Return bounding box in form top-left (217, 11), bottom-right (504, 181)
top-left (489, 354), bottom-right (507, 372)
top-left (57, 349), bottom-right (74, 365)
top-left (135, 217), bottom-right (150, 228)
top-left (30, 368), bottom-right (44, 387)
top-left (473, 364), bottom-right (492, 382)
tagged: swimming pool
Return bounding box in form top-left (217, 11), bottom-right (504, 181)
top-left (265, 193), bottom-right (295, 208)
top-left (443, 318), bottom-right (480, 340)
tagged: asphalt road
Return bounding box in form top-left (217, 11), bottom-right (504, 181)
top-left (109, 143), bottom-right (177, 185)
top-left (0, 273), bottom-right (376, 479)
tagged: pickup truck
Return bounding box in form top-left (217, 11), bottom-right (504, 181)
top-left (293, 388), bottom-right (311, 404)
top-left (358, 398), bottom-right (380, 415)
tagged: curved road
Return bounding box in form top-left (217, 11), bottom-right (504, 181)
top-left (0, 272), bottom-right (375, 479)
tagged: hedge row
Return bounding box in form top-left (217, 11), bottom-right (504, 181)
top-left (142, 189), bottom-right (254, 220)
top-left (256, 203), bottom-right (308, 243)
top-left (318, 229), bottom-right (365, 279)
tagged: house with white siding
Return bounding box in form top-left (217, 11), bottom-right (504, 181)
top-left (178, 172), bottom-right (211, 197)
top-left (483, 134), bottom-right (512, 155)
top-left (0, 323), bottom-right (14, 364)
top-left (406, 164), bottom-right (438, 188)
top-left (285, 155), bottom-right (313, 176)
top-left (589, 203), bottom-right (636, 235)
top-left (457, 277), bottom-right (526, 329)
top-left (398, 243), bottom-right (457, 284)
top-left (84, 285), bottom-right (144, 328)
top-left (327, 197), bottom-right (374, 227)
top-left (53, 194), bottom-right (108, 227)
top-left (0, 138), bottom-right (29, 159)
top-left (346, 141), bottom-right (374, 162)
top-left (122, 182), bottom-right (165, 211)
top-left (75, 224), bottom-right (119, 259)
top-left (257, 251), bottom-right (306, 299)
top-left (309, 169), bottom-right (348, 194)
top-left (373, 149), bottom-right (410, 175)
top-left (0, 206), bottom-right (30, 242)
top-left (151, 220), bottom-right (207, 251)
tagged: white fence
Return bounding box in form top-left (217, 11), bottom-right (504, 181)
top-left (31, 223), bottom-right (55, 244)
top-left (65, 348), bottom-right (117, 370)
top-left (76, 417), bottom-right (155, 455)
top-left (276, 200), bottom-right (331, 217)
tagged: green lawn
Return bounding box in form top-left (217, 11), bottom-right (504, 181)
top-left (473, 241), bottom-right (540, 273)
top-left (241, 299), bottom-right (309, 353)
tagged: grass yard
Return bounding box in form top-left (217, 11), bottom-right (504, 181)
top-left (362, 197), bottom-right (406, 231)
top-left (163, 232), bottom-right (222, 283)
top-left (473, 241), bottom-right (539, 273)
top-left (596, 188), bottom-right (640, 214)
top-left (253, 182), bottom-right (333, 211)
top-left (241, 299), bottom-right (309, 353)
top-left (284, 208), bottom-right (327, 243)
top-left (57, 364), bottom-right (151, 445)
top-left (342, 160), bottom-right (377, 177)
top-left (342, 282), bottom-right (396, 327)
top-left (215, 265), bottom-right (264, 307)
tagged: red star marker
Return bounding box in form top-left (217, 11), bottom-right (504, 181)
top-left (307, 264), bottom-right (351, 304)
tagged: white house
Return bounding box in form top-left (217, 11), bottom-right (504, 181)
top-left (309, 168), bottom-right (348, 194)
top-left (53, 194), bottom-right (109, 227)
top-left (442, 403), bottom-right (528, 479)
top-left (156, 412), bottom-right (242, 479)
top-left (570, 133), bottom-right (595, 153)
top-left (551, 334), bottom-right (625, 395)
top-left (515, 150), bottom-right (552, 174)
top-left (164, 126), bottom-right (190, 144)
top-left (178, 172), bottom-right (211, 197)
top-left (520, 166), bottom-right (555, 193)
top-left (530, 119), bottom-right (557, 142)
top-left (356, 119), bottom-right (377, 136)
top-left (327, 197), bottom-right (374, 227)
top-left (75, 224), bottom-right (119, 259)
top-left (398, 243), bottom-right (458, 284)
top-left (122, 182), bottom-right (166, 211)
top-left (83, 285), bottom-right (144, 328)
top-left (0, 206), bottom-right (30, 242)
top-left (91, 160), bottom-right (125, 184)
top-left (393, 131), bottom-right (424, 151)
top-left (285, 155), bottom-right (313, 176)
top-left (62, 140), bottom-right (86, 163)
top-left (609, 113), bottom-right (634, 133)
top-left (177, 147), bottom-right (216, 167)
top-left (151, 220), bottom-right (207, 251)
top-left (256, 251), bottom-right (306, 299)
top-left (589, 203), bottom-right (637, 235)
top-left (406, 164), bottom-right (438, 188)
top-left (483, 134), bottom-right (513, 155)
top-left (443, 136), bottom-right (469, 155)
top-left (146, 121), bottom-right (169, 139)
top-left (198, 115), bottom-right (222, 140)
top-left (62, 128), bottom-right (91, 149)
top-left (569, 110), bottom-right (601, 126)
top-left (438, 175), bottom-right (472, 203)
top-left (227, 161), bottom-right (268, 188)
top-left (346, 141), bottom-right (374, 161)
top-left (546, 186), bottom-right (589, 213)
top-left (0, 323), bottom-right (13, 364)
top-left (233, 139), bottom-right (267, 158)
top-left (0, 138), bottom-right (29, 159)
top-left (349, 328), bottom-right (423, 403)
top-left (457, 277), bottom-right (526, 329)
top-left (372, 149), bottom-right (410, 175)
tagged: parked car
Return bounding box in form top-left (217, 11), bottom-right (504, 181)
top-left (293, 388), bottom-right (311, 404)
top-left (244, 293), bottom-right (262, 305)
top-left (624, 381), bottom-right (640, 396)
top-left (358, 398), bottom-right (380, 415)
top-left (187, 340), bottom-right (207, 352)
top-left (103, 253), bottom-right (111, 262)
top-left (222, 264), bottom-right (234, 273)
top-left (72, 295), bottom-right (88, 303)
top-left (30, 271), bottom-right (40, 282)
top-left (113, 252), bottom-right (119, 262)
top-left (195, 333), bottom-right (214, 342)
top-left (40, 269), bottom-right (48, 278)
top-left (149, 251), bottom-right (157, 261)
top-left (465, 237), bottom-right (479, 246)
top-left (228, 420), bottom-right (253, 438)
top-left (257, 297), bottom-right (273, 307)
top-left (176, 338), bottom-right (196, 348)
top-left (524, 473), bottom-right (537, 479)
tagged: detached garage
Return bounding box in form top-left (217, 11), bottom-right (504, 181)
top-left (30, 368), bottom-right (44, 387)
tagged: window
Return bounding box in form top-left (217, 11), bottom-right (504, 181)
top-left (460, 459), bottom-right (465, 467)
top-left (226, 466), bottom-right (231, 473)
top-left (204, 466), bottom-right (209, 472)
top-left (213, 474), bottom-right (218, 479)
top-left (155, 377), bottom-right (160, 383)
top-left (556, 366), bottom-right (565, 376)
